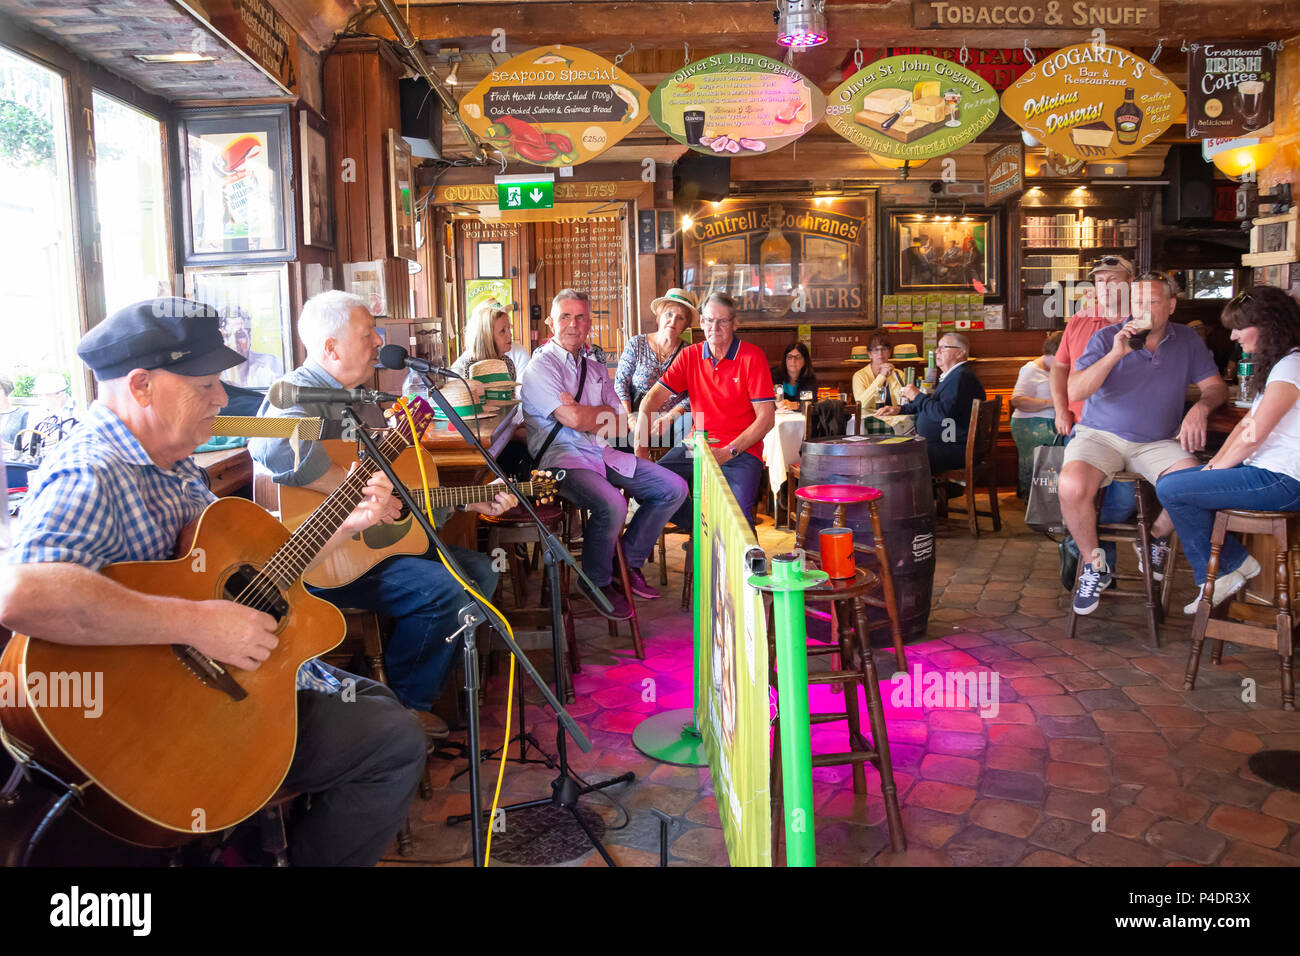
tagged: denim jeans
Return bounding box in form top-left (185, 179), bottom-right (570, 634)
top-left (657, 444), bottom-right (764, 529)
top-left (283, 663), bottom-right (427, 865)
top-left (1156, 464), bottom-right (1300, 584)
top-left (311, 544), bottom-right (498, 711)
top-left (555, 457), bottom-right (688, 586)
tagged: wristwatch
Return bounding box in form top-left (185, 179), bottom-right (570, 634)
top-left (727, 444), bottom-right (739, 459)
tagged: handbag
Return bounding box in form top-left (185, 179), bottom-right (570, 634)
top-left (1025, 435), bottom-right (1067, 535)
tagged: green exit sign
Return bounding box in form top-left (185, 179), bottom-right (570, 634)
top-left (496, 174), bottom-right (554, 211)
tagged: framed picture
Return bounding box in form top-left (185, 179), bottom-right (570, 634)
top-left (637, 210), bottom-right (656, 255)
top-left (343, 260), bottom-right (388, 317)
top-left (884, 207), bottom-right (1002, 296)
top-left (1243, 208), bottom-right (1299, 268)
top-left (177, 106), bottom-right (295, 265)
top-left (184, 264), bottom-right (291, 389)
top-left (299, 109), bottom-right (333, 249)
top-left (657, 210), bottom-right (676, 253)
top-left (476, 241), bottom-right (505, 278)
top-left (387, 129), bottom-right (417, 261)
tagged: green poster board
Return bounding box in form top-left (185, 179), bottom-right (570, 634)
top-left (465, 278), bottom-right (514, 318)
top-left (826, 55), bottom-right (999, 161)
top-left (696, 436), bottom-right (771, 866)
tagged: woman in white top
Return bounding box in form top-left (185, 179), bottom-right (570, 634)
top-left (1009, 331), bottom-right (1062, 498)
top-left (1156, 287), bottom-right (1300, 612)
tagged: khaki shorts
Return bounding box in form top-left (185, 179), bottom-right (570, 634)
top-left (1063, 425), bottom-right (1195, 486)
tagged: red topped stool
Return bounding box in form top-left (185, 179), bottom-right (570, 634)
top-left (793, 484), bottom-right (907, 671)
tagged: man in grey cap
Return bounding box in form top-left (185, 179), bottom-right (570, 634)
top-left (0, 297), bottom-right (427, 866)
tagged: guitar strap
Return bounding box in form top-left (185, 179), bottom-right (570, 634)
top-left (534, 350), bottom-right (589, 467)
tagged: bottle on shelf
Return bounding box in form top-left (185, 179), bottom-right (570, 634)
top-left (1115, 87), bottom-right (1143, 146)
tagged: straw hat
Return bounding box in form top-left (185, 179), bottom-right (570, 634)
top-left (33, 372), bottom-right (68, 395)
top-left (892, 344), bottom-right (924, 362)
top-left (847, 345), bottom-right (871, 362)
top-left (431, 378), bottom-right (491, 419)
top-left (469, 358), bottom-right (519, 401)
top-left (650, 288), bottom-right (699, 322)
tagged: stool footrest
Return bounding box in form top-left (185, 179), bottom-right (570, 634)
top-left (810, 750), bottom-right (880, 768)
top-left (1205, 617), bottom-right (1294, 651)
top-left (809, 669), bottom-right (863, 685)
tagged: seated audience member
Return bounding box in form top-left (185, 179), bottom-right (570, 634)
top-left (852, 334), bottom-right (907, 410)
top-left (9, 372), bottom-right (79, 458)
top-left (637, 292), bottom-right (776, 528)
top-left (1156, 287), bottom-right (1300, 612)
top-left (1059, 272), bottom-right (1226, 615)
top-left (1010, 331), bottom-right (1063, 498)
top-left (772, 341), bottom-right (817, 411)
top-left (879, 333), bottom-right (985, 475)
top-left (1051, 256), bottom-right (1134, 437)
top-left (521, 289), bottom-right (687, 612)
top-left (449, 299), bottom-right (529, 477)
top-left (251, 291), bottom-right (515, 740)
top-left (0, 298), bottom-right (427, 865)
top-left (616, 288), bottom-right (695, 454)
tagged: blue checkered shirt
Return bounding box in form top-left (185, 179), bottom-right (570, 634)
top-left (8, 402), bottom-right (340, 694)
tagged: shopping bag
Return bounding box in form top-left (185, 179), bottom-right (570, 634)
top-left (1025, 438), bottom-right (1067, 535)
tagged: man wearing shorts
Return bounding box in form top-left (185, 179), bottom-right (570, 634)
top-left (1059, 272), bottom-right (1227, 615)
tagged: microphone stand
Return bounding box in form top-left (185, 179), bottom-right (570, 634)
top-left (338, 403), bottom-right (592, 869)
top-left (419, 367), bottom-right (634, 866)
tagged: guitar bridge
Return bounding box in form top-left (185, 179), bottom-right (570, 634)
top-left (171, 645), bottom-right (248, 701)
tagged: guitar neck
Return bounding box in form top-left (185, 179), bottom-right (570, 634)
top-left (267, 429), bottom-right (411, 586)
top-left (413, 481), bottom-right (533, 510)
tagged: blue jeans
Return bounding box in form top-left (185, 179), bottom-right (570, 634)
top-left (658, 443), bottom-right (764, 528)
top-left (556, 457), bottom-right (688, 586)
top-left (311, 544), bottom-right (498, 711)
top-left (1156, 465), bottom-right (1300, 584)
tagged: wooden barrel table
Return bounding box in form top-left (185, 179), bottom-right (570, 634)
top-left (798, 435), bottom-right (936, 645)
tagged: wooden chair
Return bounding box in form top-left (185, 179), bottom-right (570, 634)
top-left (558, 499), bottom-right (646, 660)
top-left (933, 396), bottom-right (1002, 537)
top-left (1064, 472), bottom-right (1177, 648)
top-left (1186, 510), bottom-right (1299, 710)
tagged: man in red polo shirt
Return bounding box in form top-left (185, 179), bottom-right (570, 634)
top-left (636, 291), bottom-right (776, 526)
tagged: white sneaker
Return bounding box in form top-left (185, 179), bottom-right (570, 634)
top-left (1183, 555), bottom-right (1262, 615)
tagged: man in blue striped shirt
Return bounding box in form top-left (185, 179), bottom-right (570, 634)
top-left (0, 298), bottom-right (426, 866)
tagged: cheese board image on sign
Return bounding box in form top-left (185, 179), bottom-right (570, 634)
top-left (826, 55), bottom-right (999, 161)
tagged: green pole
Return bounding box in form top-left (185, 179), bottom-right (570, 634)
top-left (751, 552), bottom-right (824, 867)
top-left (692, 430), bottom-right (706, 727)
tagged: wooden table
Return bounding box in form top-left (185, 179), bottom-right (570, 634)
top-left (192, 447), bottom-right (252, 497)
top-left (419, 403), bottom-right (523, 549)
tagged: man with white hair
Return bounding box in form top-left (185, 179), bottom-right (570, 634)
top-left (9, 371), bottom-right (80, 457)
top-left (880, 332), bottom-right (986, 475)
top-left (251, 290), bottom-right (516, 739)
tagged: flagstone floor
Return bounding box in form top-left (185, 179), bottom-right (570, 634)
top-left (390, 497), bottom-right (1300, 867)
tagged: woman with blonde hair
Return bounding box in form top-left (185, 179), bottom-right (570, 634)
top-left (451, 299), bottom-right (517, 380)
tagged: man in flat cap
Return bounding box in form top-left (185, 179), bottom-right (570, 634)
top-left (0, 298), bottom-right (427, 866)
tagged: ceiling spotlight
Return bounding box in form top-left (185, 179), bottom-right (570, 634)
top-left (134, 52), bottom-right (216, 64)
top-left (445, 55), bottom-right (461, 86)
top-left (776, 0), bottom-right (828, 47)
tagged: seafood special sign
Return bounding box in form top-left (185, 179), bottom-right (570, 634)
top-left (1001, 43), bottom-right (1184, 161)
top-left (649, 52), bottom-right (825, 155)
top-left (459, 45), bottom-right (649, 167)
top-left (826, 55), bottom-right (999, 161)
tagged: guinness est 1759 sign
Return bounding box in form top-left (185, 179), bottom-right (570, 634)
top-left (459, 46), bottom-right (649, 167)
top-left (1001, 43), bottom-right (1183, 161)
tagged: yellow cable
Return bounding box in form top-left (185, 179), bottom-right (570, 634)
top-left (396, 399), bottom-right (516, 868)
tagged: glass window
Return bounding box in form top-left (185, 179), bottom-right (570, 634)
top-left (93, 90), bottom-right (169, 314)
top-left (0, 46), bottom-right (86, 414)
top-left (1188, 269), bottom-right (1236, 300)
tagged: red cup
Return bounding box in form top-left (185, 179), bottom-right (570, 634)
top-left (819, 527), bottom-right (854, 579)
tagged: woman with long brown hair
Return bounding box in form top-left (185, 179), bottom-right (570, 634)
top-left (1157, 286), bottom-right (1300, 612)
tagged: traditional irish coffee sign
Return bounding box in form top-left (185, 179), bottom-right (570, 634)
top-left (913, 0), bottom-right (1158, 29)
top-left (459, 46), bottom-right (649, 167)
top-left (985, 142), bottom-right (1024, 204)
top-left (649, 53), bottom-right (825, 156)
top-left (1001, 44), bottom-right (1184, 161)
top-left (826, 55), bottom-right (999, 161)
top-left (1186, 41), bottom-right (1276, 138)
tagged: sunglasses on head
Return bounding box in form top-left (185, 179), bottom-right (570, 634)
top-left (1229, 290), bottom-right (1254, 308)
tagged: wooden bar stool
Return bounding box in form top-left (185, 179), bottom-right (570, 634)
top-left (792, 484), bottom-right (907, 671)
top-left (1065, 472), bottom-right (1178, 647)
top-left (1186, 509), bottom-right (1299, 711)
top-left (558, 499), bottom-right (646, 660)
top-left (765, 559), bottom-right (906, 855)
top-left (481, 502), bottom-right (565, 609)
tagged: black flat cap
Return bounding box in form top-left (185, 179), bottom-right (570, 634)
top-left (78, 298), bottom-right (246, 381)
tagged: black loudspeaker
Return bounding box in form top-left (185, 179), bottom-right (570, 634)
top-left (673, 153), bottom-right (731, 203)
top-left (1162, 143), bottom-right (1215, 223)
top-left (399, 78), bottom-right (443, 159)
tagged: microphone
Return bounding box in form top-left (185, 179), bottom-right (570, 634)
top-left (379, 344), bottom-right (455, 377)
top-left (268, 381), bottom-right (398, 409)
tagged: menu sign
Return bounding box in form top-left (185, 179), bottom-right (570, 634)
top-left (208, 0), bottom-right (298, 92)
top-left (886, 47), bottom-right (1046, 91)
top-left (984, 142), bottom-right (1024, 204)
top-left (459, 45), bottom-right (649, 167)
top-left (826, 55), bottom-right (999, 161)
top-left (649, 53), bottom-right (825, 156)
top-left (1001, 44), bottom-right (1183, 161)
top-left (1187, 41), bottom-right (1275, 138)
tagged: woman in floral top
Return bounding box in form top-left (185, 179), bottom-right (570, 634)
top-left (616, 288), bottom-right (697, 457)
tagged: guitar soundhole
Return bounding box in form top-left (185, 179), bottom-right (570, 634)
top-left (224, 563), bottom-right (289, 623)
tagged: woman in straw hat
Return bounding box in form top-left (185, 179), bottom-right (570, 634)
top-left (616, 288), bottom-right (696, 457)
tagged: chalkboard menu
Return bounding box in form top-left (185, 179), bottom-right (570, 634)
top-left (532, 216), bottom-right (628, 355)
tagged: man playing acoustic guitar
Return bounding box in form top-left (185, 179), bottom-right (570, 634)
top-left (251, 291), bottom-right (516, 740)
top-left (0, 298), bottom-right (427, 865)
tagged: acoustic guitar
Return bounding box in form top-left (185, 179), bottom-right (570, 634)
top-left (270, 441), bottom-right (558, 589)
top-left (0, 400), bottom-right (436, 848)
